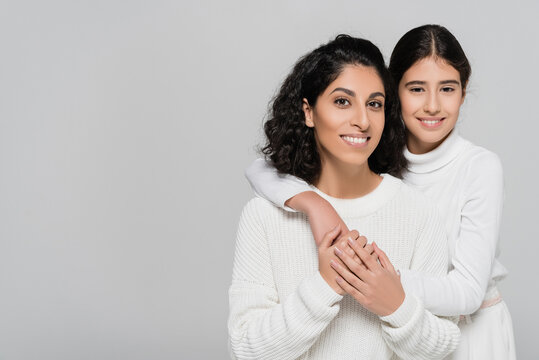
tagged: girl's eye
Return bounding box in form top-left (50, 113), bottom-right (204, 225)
top-left (335, 98), bottom-right (350, 107)
top-left (409, 87), bottom-right (424, 93)
top-left (368, 101), bottom-right (383, 109)
top-left (441, 87), bottom-right (455, 93)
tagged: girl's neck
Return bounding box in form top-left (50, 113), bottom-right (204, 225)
top-left (314, 160), bottom-right (382, 199)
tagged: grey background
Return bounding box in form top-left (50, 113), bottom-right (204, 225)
top-left (1, 0), bottom-right (537, 359)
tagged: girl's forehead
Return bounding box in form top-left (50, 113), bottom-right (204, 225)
top-left (403, 57), bottom-right (460, 80)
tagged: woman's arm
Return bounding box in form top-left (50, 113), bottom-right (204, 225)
top-left (228, 199), bottom-right (343, 360)
top-left (245, 158), bottom-right (348, 245)
top-left (399, 152), bottom-right (504, 316)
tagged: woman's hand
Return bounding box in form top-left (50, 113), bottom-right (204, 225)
top-left (331, 239), bottom-right (404, 316)
top-left (333, 234), bottom-right (376, 268)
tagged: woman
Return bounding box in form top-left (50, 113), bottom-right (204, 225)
top-left (246, 25), bottom-right (516, 359)
top-left (229, 34), bottom-right (459, 360)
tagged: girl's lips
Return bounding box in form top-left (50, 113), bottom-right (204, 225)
top-left (340, 135), bottom-right (369, 147)
top-left (417, 117), bottom-right (445, 128)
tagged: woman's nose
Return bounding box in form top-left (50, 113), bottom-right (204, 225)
top-left (350, 106), bottom-right (369, 130)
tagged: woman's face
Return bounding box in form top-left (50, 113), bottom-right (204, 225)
top-left (303, 65), bottom-right (385, 170)
top-left (398, 56), bottom-right (465, 154)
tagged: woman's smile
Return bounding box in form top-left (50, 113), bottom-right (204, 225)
top-left (340, 134), bottom-right (370, 147)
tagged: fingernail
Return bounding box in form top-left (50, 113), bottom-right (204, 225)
top-left (330, 260), bottom-right (338, 268)
top-left (334, 247), bottom-right (342, 256)
top-left (348, 237), bottom-right (355, 245)
top-left (336, 277), bottom-right (343, 284)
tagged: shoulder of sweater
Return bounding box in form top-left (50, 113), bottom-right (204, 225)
top-left (394, 181), bottom-right (438, 209)
top-left (240, 196), bottom-right (286, 221)
top-left (387, 181), bottom-right (441, 221)
top-left (243, 196), bottom-right (280, 212)
top-left (457, 138), bottom-right (503, 178)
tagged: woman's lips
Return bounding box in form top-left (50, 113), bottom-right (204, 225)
top-left (341, 135), bottom-right (369, 147)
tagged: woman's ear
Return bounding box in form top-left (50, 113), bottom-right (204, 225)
top-left (303, 99), bottom-right (314, 128)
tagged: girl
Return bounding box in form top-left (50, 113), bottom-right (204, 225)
top-left (246, 25), bottom-right (516, 359)
top-left (229, 34), bottom-right (459, 360)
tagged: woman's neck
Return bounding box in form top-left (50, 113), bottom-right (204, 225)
top-left (314, 160), bottom-right (382, 199)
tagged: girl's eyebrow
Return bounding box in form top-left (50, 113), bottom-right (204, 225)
top-left (404, 80), bottom-right (426, 87)
top-left (439, 80), bottom-right (460, 85)
top-left (404, 80), bottom-right (460, 86)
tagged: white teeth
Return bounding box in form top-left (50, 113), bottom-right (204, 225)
top-left (421, 120), bottom-right (440, 125)
top-left (342, 136), bottom-right (367, 144)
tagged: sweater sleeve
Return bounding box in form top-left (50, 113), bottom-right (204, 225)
top-left (399, 151), bottom-right (503, 316)
top-left (245, 158), bottom-right (312, 212)
top-left (379, 207), bottom-right (460, 360)
top-left (228, 199), bottom-right (343, 360)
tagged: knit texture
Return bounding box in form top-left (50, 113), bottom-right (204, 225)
top-left (228, 175), bottom-right (460, 360)
top-left (245, 130), bottom-right (508, 317)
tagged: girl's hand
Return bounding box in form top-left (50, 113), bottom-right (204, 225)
top-left (319, 226), bottom-right (362, 295)
top-left (331, 239), bottom-right (404, 316)
top-left (318, 225), bottom-right (345, 294)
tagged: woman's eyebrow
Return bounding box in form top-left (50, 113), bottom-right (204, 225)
top-left (369, 92), bottom-right (385, 98)
top-left (330, 87), bottom-right (355, 96)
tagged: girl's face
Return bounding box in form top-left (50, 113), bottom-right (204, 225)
top-left (303, 65), bottom-right (385, 171)
top-left (398, 56), bottom-right (465, 154)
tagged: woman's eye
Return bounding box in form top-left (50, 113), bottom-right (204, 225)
top-left (368, 101), bottom-right (383, 109)
top-left (441, 87), bottom-right (455, 93)
top-left (409, 87), bottom-right (424, 93)
top-left (335, 98), bottom-right (350, 107)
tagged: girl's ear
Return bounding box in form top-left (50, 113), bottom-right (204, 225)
top-left (303, 99), bottom-right (314, 127)
top-left (461, 84), bottom-right (467, 105)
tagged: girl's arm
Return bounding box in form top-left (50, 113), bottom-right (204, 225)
top-left (399, 151), bottom-right (504, 316)
top-left (246, 158), bottom-right (348, 245)
top-left (287, 191), bottom-right (349, 245)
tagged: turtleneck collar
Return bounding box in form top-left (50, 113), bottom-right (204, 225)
top-left (404, 130), bottom-right (469, 174)
top-left (310, 174), bottom-right (402, 218)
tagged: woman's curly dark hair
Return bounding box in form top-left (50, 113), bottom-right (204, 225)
top-left (262, 34), bottom-right (407, 184)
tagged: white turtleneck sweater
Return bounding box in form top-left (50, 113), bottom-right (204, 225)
top-left (229, 175), bottom-right (460, 360)
top-left (245, 130), bottom-right (507, 317)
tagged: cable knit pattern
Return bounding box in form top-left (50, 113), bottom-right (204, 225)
top-left (228, 175), bottom-right (460, 360)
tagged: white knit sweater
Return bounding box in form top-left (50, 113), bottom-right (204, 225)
top-left (244, 131), bottom-right (507, 317)
top-left (228, 175), bottom-right (460, 360)
top-left (400, 130), bottom-right (507, 316)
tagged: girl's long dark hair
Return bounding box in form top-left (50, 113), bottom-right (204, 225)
top-left (389, 24), bottom-right (471, 89)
